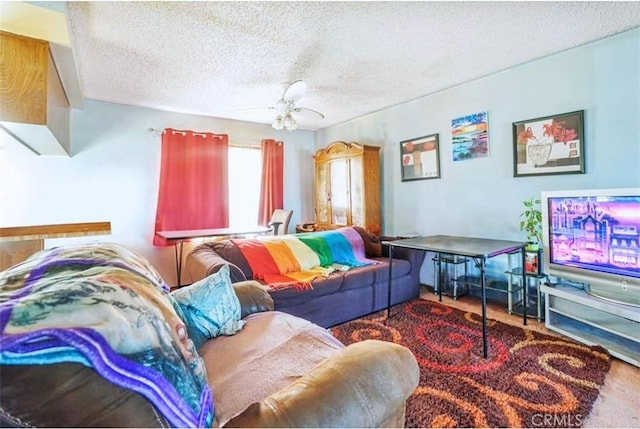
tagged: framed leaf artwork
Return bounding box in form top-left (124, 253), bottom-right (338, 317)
top-left (513, 110), bottom-right (585, 177)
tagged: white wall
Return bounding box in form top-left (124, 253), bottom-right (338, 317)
top-left (316, 29), bottom-right (640, 282)
top-left (0, 101), bottom-right (315, 286)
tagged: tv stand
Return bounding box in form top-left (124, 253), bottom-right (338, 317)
top-left (541, 283), bottom-right (640, 367)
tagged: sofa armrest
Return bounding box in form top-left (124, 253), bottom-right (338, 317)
top-left (233, 281), bottom-right (274, 318)
top-left (186, 243), bottom-right (247, 284)
top-left (380, 236), bottom-right (426, 282)
top-left (223, 339), bottom-right (419, 428)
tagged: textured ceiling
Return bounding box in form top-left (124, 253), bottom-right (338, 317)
top-left (65, 1), bottom-right (640, 131)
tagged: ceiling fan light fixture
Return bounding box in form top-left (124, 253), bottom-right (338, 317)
top-left (283, 113), bottom-right (297, 131)
top-left (258, 81), bottom-right (322, 131)
top-left (272, 115), bottom-right (284, 130)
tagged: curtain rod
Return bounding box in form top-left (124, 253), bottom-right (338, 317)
top-left (147, 127), bottom-right (224, 138)
top-left (147, 128), bottom-right (280, 146)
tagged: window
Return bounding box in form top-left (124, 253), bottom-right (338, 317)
top-left (228, 146), bottom-right (262, 227)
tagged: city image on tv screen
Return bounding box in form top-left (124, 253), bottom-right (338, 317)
top-left (547, 194), bottom-right (640, 279)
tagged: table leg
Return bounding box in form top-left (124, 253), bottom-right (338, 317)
top-left (521, 248), bottom-right (527, 326)
top-left (480, 257), bottom-right (488, 358)
top-left (174, 240), bottom-right (184, 288)
top-left (437, 253), bottom-right (443, 303)
top-left (386, 246), bottom-right (394, 319)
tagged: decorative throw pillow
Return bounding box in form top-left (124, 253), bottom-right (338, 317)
top-left (190, 242), bottom-right (248, 282)
top-left (171, 265), bottom-right (246, 349)
top-left (212, 240), bottom-right (254, 280)
top-left (353, 226), bottom-right (383, 257)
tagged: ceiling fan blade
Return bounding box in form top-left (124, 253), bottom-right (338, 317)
top-left (283, 80), bottom-right (307, 103)
top-left (292, 106), bottom-right (325, 120)
top-left (236, 106), bottom-right (276, 112)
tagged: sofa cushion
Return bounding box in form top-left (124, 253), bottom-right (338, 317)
top-left (190, 242), bottom-right (247, 282)
top-left (0, 242), bottom-right (213, 428)
top-left (340, 265), bottom-right (376, 291)
top-left (370, 257), bottom-right (412, 282)
top-left (211, 240), bottom-right (254, 278)
top-left (268, 270), bottom-right (344, 307)
top-left (172, 264), bottom-right (246, 349)
top-left (198, 311), bottom-right (345, 426)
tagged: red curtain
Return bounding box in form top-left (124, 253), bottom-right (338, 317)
top-left (257, 139), bottom-right (284, 226)
top-left (153, 128), bottom-right (229, 246)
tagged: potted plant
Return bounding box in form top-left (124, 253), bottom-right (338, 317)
top-left (519, 197), bottom-right (542, 251)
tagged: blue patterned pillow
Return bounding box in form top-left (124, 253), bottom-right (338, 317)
top-left (171, 265), bottom-right (245, 349)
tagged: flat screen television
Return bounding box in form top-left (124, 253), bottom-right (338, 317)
top-left (541, 187), bottom-right (640, 307)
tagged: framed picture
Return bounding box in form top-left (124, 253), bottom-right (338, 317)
top-left (451, 111), bottom-right (489, 161)
top-left (400, 133), bottom-right (440, 181)
top-left (513, 110), bottom-right (585, 177)
top-left (524, 249), bottom-right (543, 276)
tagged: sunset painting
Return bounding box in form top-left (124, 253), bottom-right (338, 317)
top-left (451, 111), bottom-right (489, 161)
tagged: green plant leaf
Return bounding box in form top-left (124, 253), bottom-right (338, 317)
top-left (519, 196), bottom-right (543, 243)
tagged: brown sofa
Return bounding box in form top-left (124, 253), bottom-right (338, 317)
top-left (0, 243), bottom-right (420, 427)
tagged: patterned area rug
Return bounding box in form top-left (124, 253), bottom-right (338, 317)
top-left (332, 299), bottom-right (611, 428)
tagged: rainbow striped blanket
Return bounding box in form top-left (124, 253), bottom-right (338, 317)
top-left (231, 227), bottom-right (378, 290)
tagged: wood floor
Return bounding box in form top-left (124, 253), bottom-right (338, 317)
top-left (418, 285), bottom-right (640, 428)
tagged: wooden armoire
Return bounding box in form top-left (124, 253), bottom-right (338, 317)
top-left (313, 141), bottom-right (381, 233)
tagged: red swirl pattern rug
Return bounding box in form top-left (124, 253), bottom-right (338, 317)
top-left (332, 299), bottom-right (611, 428)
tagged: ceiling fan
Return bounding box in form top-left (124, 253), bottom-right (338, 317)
top-left (261, 80), bottom-right (325, 131)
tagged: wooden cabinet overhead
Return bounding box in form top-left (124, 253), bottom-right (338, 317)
top-left (313, 141), bottom-right (381, 233)
top-left (0, 30), bottom-right (71, 156)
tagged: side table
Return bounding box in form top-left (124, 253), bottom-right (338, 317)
top-left (506, 266), bottom-right (546, 322)
top-left (432, 254), bottom-right (469, 299)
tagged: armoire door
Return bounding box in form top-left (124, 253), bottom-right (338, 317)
top-left (348, 155), bottom-right (364, 227)
top-left (329, 158), bottom-right (350, 226)
top-left (315, 162), bottom-right (330, 224)
top-left (313, 141), bottom-right (381, 233)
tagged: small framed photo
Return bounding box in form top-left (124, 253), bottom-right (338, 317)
top-left (400, 133), bottom-right (440, 182)
top-left (525, 249), bottom-right (543, 276)
top-left (513, 110), bottom-right (585, 177)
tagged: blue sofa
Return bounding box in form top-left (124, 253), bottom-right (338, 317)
top-left (186, 227), bottom-right (426, 328)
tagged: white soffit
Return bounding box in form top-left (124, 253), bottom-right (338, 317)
top-left (0, 1), bottom-right (69, 45)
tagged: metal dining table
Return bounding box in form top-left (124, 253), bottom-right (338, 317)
top-left (383, 235), bottom-right (528, 358)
